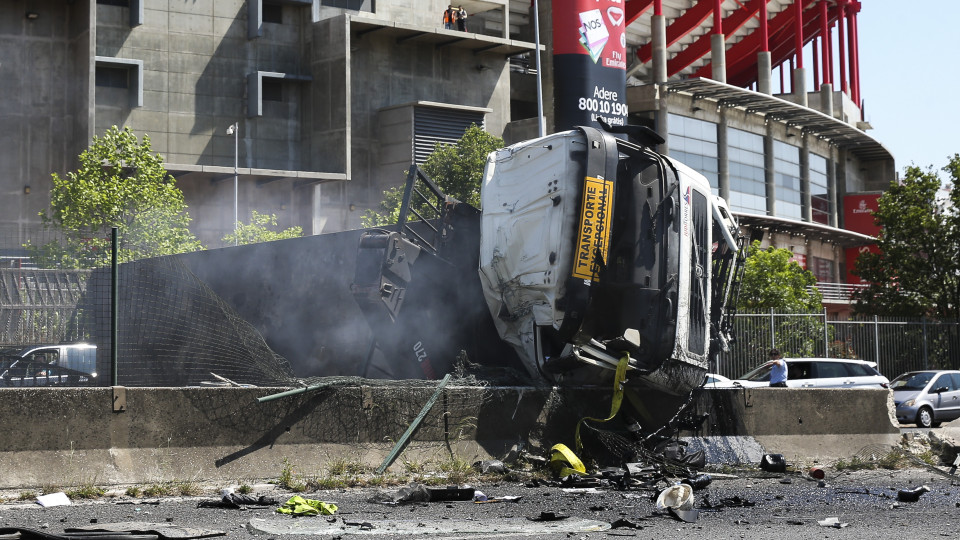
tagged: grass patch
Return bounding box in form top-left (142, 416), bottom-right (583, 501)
top-left (66, 483), bottom-right (106, 499)
top-left (142, 483), bottom-right (174, 498)
top-left (17, 491), bottom-right (36, 501)
top-left (327, 458), bottom-right (368, 477)
top-left (276, 459), bottom-right (308, 492)
top-left (236, 484), bottom-right (253, 495)
top-left (437, 455), bottom-right (475, 485)
top-left (125, 486), bottom-right (142, 498)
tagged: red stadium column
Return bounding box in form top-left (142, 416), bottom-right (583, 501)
top-left (836, 0), bottom-right (848, 95)
top-left (819, 0), bottom-right (831, 87)
top-left (848, 1), bottom-right (861, 109)
top-left (818, 0), bottom-right (834, 117)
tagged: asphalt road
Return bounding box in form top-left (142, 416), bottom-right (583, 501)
top-left (0, 466), bottom-right (958, 540)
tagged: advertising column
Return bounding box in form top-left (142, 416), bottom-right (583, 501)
top-left (553, 0), bottom-right (628, 132)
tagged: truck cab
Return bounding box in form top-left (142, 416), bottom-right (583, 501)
top-left (478, 126), bottom-right (743, 393)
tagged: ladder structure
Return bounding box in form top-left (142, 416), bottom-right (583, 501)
top-left (0, 269), bottom-right (90, 345)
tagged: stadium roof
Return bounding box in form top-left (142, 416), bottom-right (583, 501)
top-left (663, 77), bottom-right (891, 162)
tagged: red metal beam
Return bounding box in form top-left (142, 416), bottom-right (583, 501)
top-left (665, 0), bottom-right (764, 76)
top-left (636, 0), bottom-right (715, 63)
top-left (625, 0), bottom-right (655, 27)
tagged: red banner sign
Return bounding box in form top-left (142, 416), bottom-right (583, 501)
top-left (843, 193), bottom-right (881, 237)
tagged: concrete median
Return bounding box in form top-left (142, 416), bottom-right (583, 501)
top-left (0, 385), bottom-right (900, 489)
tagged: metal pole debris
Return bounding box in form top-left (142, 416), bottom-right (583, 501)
top-left (376, 374), bottom-right (452, 474)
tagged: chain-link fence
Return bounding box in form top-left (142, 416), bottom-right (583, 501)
top-left (4, 226), bottom-right (958, 386)
top-left (717, 310), bottom-right (960, 380)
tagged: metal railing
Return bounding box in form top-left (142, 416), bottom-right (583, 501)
top-left (810, 282), bottom-right (868, 303)
top-left (717, 310), bottom-right (960, 380)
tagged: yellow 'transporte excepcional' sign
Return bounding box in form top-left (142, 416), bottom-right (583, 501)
top-left (572, 176), bottom-right (613, 281)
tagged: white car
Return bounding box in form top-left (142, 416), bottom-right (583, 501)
top-left (703, 373), bottom-right (736, 388)
top-left (732, 358), bottom-right (890, 389)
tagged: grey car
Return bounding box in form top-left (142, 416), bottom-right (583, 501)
top-left (0, 343), bottom-right (97, 387)
top-left (891, 370), bottom-right (960, 428)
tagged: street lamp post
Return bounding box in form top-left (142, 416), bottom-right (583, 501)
top-left (226, 122), bottom-right (239, 245)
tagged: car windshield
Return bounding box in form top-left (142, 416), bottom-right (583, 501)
top-left (740, 362), bottom-right (772, 382)
top-left (891, 372), bottom-right (935, 391)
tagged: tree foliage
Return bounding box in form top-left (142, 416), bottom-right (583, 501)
top-left (30, 126), bottom-right (202, 268)
top-left (222, 210), bottom-right (303, 245)
top-left (737, 241), bottom-right (823, 313)
top-left (362, 124), bottom-right (504, 227)
top-left (853, 155), bottom-right (960, 319)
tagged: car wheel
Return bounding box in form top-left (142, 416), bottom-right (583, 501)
top-left (917, 407), bottom-right (934, 428)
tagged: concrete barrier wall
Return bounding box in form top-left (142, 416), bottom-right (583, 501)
top-left (0, 385), bottom-right (900, 489)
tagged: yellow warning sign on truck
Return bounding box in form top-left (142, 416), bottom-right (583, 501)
top-left (572, 176), bottom-right (613, 281)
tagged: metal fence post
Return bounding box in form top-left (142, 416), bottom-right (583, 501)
top-left (823, 308), bottom-right (829, 358)
top-left (770, 307), bottom-right (776, 350)
top-left (874, 315), bottom-right (880, 372)
top-left (922, 316), bottom-right (929, 370)
top-left (111, 227), bottom-right (118, 387)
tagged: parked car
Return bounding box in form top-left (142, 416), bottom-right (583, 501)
top-left (0, 343), bottom-right (98, 387)
top-left (732, 358), bottom-right (890, 389)
top-left (890, 370), bottom-right (960, 428)
top-left (703, 373), bottom-right (736, 388)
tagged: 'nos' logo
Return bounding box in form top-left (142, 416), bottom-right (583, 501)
top-left (578, 9), bottom-right (609, 62)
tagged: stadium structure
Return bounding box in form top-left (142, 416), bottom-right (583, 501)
top-left (1, 0), bottom-right (885, 317)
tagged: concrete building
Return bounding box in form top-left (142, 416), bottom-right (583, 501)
top-left (1, 0), bottom-right (887, 316)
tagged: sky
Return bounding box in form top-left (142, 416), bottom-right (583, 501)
top-left (857, 1), bottom-right (960, 175)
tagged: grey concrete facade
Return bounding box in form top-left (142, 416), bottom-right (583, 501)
top-left (0, 0), bottom-right (530, 250)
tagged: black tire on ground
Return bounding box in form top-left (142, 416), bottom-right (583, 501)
top-left (917, 407), bottom-right (935, 428)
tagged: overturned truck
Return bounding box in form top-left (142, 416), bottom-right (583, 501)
top-left (353, 123), bottom-right (745, 395)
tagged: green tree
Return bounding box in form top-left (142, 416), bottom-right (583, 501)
top-left (30, 126), bottom-right (202, 268)
top-left (735, 241), bottom-right (825, 359)
top-left (853, 155), bottom-right (960, 319)
top-left (737, 241), bottom-right (823, 313)
top-left (362, 124), bottom-right (504, 227)
top-left (222, 210), bottom-right (303, 245)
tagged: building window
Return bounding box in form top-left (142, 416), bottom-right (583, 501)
top-left (95, 66), bottom-right (129, 89)
top-left (810, 153), bottom-right (829, 224)
top-left (94, 56), bottom-right (143, 108)
top-left (727, 128), bottom-right (766, 215)
top-left (773, 140), bottom-right (801, 220)
top-left (667, 114), bottom-right (718, 192)
top-left (262, 2), bottom-right (282, 24)
top-left (262, 78), bottom-right (283, 102)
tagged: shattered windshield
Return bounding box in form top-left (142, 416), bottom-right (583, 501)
top-left (891, 372), bottom-right (935, 391)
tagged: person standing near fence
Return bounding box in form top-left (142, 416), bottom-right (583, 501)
top-left (769, 348), bottom-right (787, 387)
